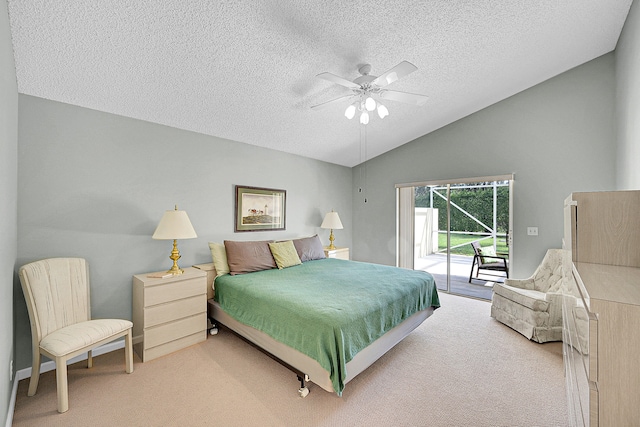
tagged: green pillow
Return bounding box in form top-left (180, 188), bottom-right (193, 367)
top-left (268, 241), bottom-right (302, 270)
top-left (479, 246), bottom-right (500, 263)
top-left (208, 242), bottom-right (230, 277)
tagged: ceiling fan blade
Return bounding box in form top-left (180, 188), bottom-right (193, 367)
top-left (316, 72), bottom-right (361, 89)
top-left (372, 61), bottom-right (418, 87)
top-left (379, 90), bottom-right (429, 106)
top-left (310, 94), bottom-right (354, 111)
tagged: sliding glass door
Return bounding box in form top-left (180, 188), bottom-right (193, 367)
top-left (397, 175), bottom-right (513, 300)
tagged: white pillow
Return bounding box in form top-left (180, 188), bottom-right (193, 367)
top-left (208, 242), bottom-right (230, 277)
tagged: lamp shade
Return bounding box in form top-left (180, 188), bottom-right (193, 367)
top-left (152, 208), bottom-right (197, 240)
top-left (321, 211), bottom-right (343, 230)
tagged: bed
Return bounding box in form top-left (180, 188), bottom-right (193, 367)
top-left (195, 237), bottom-right (440, 397)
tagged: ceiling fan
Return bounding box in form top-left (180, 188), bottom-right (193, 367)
top-left (311, 61), bottom-right (428, 124)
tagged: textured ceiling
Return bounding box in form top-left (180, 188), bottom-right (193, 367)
top-left (7, 1), bottom-right (633, 167)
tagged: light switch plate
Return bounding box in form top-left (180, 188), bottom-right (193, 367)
top-left (527, 227), bottom-right (538, 236)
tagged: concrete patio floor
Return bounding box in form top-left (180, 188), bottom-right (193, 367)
top-left (414, 253), bottom-right (508, 300)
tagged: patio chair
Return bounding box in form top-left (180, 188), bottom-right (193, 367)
top-left (468, 241), bottom-right (509, 283)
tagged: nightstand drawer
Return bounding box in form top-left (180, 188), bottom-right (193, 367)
top-left (144, 332), bottom-right (206, 362)
top-left (145, 313), bottom-right (207, 349)
top-left (145, 295), bottom-right (206, 328)
top-left (324, 247), bottom-right (349, 260)
top-left (144, 278), bottom-right (205, 306)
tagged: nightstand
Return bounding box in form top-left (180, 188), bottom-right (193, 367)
top-left (192, 263), bottom-right (216, 300)
top-left (324, 246), bottom-right (350, 260)
top-left (132, 267), bottom-right (207, 362)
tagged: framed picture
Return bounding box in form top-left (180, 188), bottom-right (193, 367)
top-left (235, 185), bottom-right (286, 232)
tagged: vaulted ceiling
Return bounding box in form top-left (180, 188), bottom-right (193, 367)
top-left (6, 1), bottom-right (633, 167)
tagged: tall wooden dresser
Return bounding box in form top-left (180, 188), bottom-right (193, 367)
top-left (562, 190), bottom-right (640, 426)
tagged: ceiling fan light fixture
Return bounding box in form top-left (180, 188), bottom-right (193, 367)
top-left (344, 104), bottom-right (356, 119)
top-left (365, 96), bottom-right (376, 111)
top-left (312, 61), bottom-right (427, 123)
top-left (377, 103), bottom-right (389, 119)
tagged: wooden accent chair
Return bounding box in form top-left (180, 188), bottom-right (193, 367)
top-left (19, 258), bottom-right (134, 413)
top-left (468, 241), bottom-right (509, 283)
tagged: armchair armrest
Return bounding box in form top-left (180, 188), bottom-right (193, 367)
top-left (504, 277), bottom-right (535, 290)
top-left (482, 255), bottom-right (508, 262)
top-left (545, 292), bottom-right (564, 325)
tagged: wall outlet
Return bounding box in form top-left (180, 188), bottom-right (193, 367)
top-left (527, 227), bottom-right (539, 236)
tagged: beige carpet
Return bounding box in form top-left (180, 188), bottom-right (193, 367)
top-left (12, 293), bottom-right (568, 426)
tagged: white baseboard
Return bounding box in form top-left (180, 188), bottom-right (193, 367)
top-left (14, 339), bottom-right (125, 382)
top-left (5, 339), bottom-right (125, 427)
top-left (5, 374), bottom-right (18, 427)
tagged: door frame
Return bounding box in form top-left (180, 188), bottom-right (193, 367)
top-left (396, 174), bottom-right (514, 295)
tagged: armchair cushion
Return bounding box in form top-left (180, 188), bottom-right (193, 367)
top-left (493, 283), bottom-right (549, 312)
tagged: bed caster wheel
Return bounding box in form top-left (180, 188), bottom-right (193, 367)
top-left (298, 387), bottom-right (309, 398)
top-left (210, 327), bottom-right (218, 335)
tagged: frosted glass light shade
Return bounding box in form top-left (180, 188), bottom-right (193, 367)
top-left (377, 104), bottom-right (389, 119)
top-left (360, 111), bottom-right (369, 124)
top-left (365, 97), bottom-right (376, 111)
top-left (152, 209), bottom-right (197, 240)
top-left (344, 104), bottom-right (356, 119)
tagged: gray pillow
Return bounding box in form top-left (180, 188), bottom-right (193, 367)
top-left (224, 240), bottom-right (277, 275)
top-left (292, 235), bottom-right (326, 262)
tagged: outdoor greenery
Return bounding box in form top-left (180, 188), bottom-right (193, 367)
top-left (438, 233), bottom-right (509, 256)
top-left (416, 182), bottom-right (510, 256)
top-left (415, 183), bottom-right (509, 234)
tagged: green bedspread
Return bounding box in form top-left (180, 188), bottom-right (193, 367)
top-left (214, 258), bottom-right (440, 395)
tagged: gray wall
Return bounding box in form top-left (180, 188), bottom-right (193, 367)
top-left (0, 0), bottom-right (18, 424)
top-left (15, 95), bottom-right (352, 370)
top-left (616, 0), bottom-right (640, 190)
top-left (352, 53), bottom-right (617, 277)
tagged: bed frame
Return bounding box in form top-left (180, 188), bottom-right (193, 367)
top-left (194, 262), bottom-right (436, 397)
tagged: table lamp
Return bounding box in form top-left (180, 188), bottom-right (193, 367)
top-left (321, 210), bottom-right (343, 250)
top-left (152, 205), bottom-right (197, 275)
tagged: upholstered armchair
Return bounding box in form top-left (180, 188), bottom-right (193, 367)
top-left (490, 249), bottom-right (576, 343)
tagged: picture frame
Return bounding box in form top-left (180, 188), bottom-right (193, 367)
top-left (235, 185), bottom-right (286, 232)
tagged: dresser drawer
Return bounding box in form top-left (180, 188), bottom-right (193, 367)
top-left (144, 278), bottom-right (205, 307)
top-left (145, 295), bottom-right (205, 328)
top-left (144, 313), bottom-right (207, 349)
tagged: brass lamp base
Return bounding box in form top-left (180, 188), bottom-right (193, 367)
top-left (328, 229), bottom-right (336, 250)
top-left (166, 239), bottom-right (184, 275)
